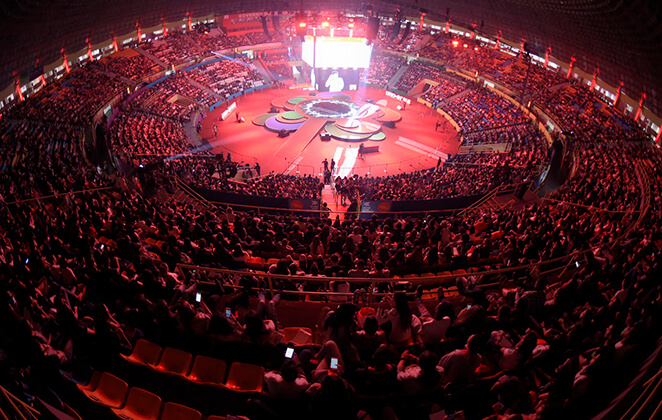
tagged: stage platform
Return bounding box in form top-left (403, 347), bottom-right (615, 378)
top-left (198, 86), bottom-right (460, 178)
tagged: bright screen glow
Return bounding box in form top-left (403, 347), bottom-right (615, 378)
top-left (302, 36), bottom-right (373, 69)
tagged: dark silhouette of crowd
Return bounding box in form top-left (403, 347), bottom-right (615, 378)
top-left (0, 21), bottom-right (661, 420)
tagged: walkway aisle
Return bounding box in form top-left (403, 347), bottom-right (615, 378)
top-left (321, 184), bottom-right (348, 220)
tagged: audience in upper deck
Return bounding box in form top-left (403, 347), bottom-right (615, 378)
top-left (0, 24), bottom-right (660, 420)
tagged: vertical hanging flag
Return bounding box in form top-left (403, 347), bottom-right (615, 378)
top-left (566, 57), bottom-right (575, 79)
top-left (613, 82), bottom-right (623, 107)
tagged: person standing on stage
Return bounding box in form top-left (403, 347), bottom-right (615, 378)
top-left (435, 120), bottom-right (440, 132)
top-left (255, 162), bottom-right (261, 177)
top-left (359, 143), bottom-right (365, 159)
top-left (323, 158), bottom-right (329, 172)
top-left (437, 157), bottom-right (442, 171)
top-left (330, 158), bottom-right (336, 175)
top-left (213, 124), bottom-right (218, 138)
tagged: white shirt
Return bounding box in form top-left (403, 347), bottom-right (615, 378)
top-left (264, 371), bottom-right (309, 399)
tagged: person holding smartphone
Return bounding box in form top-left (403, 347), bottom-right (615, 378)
top-left (263, 357), bottom-right (309, 399)
top-left (311, 339), bottom-right (346, 382)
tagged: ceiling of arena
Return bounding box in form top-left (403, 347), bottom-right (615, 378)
top-left (0, 0), bottom-right (660, 115)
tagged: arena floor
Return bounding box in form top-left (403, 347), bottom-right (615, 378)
top-left (198, 86), bottom-right (460, 178)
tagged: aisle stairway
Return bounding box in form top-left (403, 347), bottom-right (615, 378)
top-left (134, 46), bottom-right (168, 69)
top-left (184, 76), bottom-right (225, 102)
top-left (321, 184), bottom-right (348, 220)
top-left (386, 63), bottom-right (410, 90)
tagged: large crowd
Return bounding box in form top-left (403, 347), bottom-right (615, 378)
top-left (108, 111), bottom-right (191, 160)
top-left (393, 62), bottom-right (445, 93)
top-left (94, 50), bottom-right (162, 81)
top-left (365, 55), bottom-right (405, 88)
top-left (6, 68), bottom-right (125, 124)
top-left (386, 31), bottom-right (567, 98)
top-left (140, 32), bottom-right (203, 67)
top-left (186, 57), bottom-right (265, 100)
top-left (442, 88), bottom-right (528, 133)
top-left (0, 21), bottom-right (661, 420)
top-left (129, 73), bottom-right (217, 122)
top-left (420, 77), bottom-right (467, 107)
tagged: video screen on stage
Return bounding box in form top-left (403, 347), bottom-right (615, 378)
top-left (313, 68), bottom-right (361, 92)
top-left (302, 36), bottom-right (373, 69)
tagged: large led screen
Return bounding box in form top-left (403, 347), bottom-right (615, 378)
top-left (313, 68), bottom-right (361, 91)
top-left (302, 36), bottom-right (373, 69)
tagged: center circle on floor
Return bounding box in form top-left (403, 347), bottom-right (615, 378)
top-left (297, 99), bottom-right (362, 119)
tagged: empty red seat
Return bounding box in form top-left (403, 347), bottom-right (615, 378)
top-left (154, 347), bottom-right (193, 376)
top-left (79, 372), bottom-right (128, 408)
top-left (111, 387), bottom-right (162, 420)
top-left (187, 355), bottom-right (227, 385)
top-left (121, 339), bottom-right (163, 367)
top-left (224, 362), bottom-right (264, 393)
top-left (160, 402), bottom-right (202, 420)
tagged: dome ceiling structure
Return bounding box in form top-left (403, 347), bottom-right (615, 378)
top-left (0, 0), bottom-right (660, 115)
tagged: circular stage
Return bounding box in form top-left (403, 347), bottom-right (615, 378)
top-left (202, 86), bottom-right (460, 178)
top-left (296, 99), bottom-right (363, 119)
top-left (252, 113), bottom-right (279, 126)
top-left (264, 116), bottom-right (305, 132)
top-left (324, 123), bottom-right (374, 141)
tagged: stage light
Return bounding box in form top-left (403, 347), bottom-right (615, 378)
top-left (299, 22), bottom-right (307, 28)
top-left (452, 40), bottom-right (459, 47)
top-left (463, 43), bottom-right (468, 48)
top-left (474, 46), bottom-right (479, 51)
top-left (321, 21), bottom-right (329, 28)
top-left (348, 22), bottom-right (355, 28)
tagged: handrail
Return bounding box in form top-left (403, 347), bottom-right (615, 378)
top-left (173, 177), bottom-right (214, 209)
top-left (458, 180), bottom-right (530, 216)
top-left (540, 196), bottom-right (641, 214)
top-left (4, 186), bottom-right (116, 206)
top-left (179, 195), bottom-right (472, 217)
top-left (176, 249), bottom-right (591, 302)
top-left (176, 252), bottom-right (572, 282)
top-left (458, 185), bottom-right (500, 216)
top-left (0, 385), bottom-right (41, 420)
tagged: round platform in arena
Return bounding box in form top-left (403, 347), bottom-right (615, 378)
top-left (368, 132), bottom-right (386, 141)
top-left (315, 91), bottom-right (363, 102)
top-left (252, 113), bottom-right (279, 126)
top-left (286, 97), bottom-right (309, 105)
top-left (276, 114), bottom-right (307, 124)
top-left (335, 118), bottom-right (361, 129)
top-left (270, 96), bottom-right (293, 109)
top-left (374, 107), bottom-right (402, 123)
top-left (333, 120), bottom-right (381, 135)
top-left (264, 116), bottom-right (305, 133)
top-left (324, 123), bottom-right (374, 141)
top-left (281, 111), bottom-right (305, 120)
top-left (296, 99), bottom-right (362, 119)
